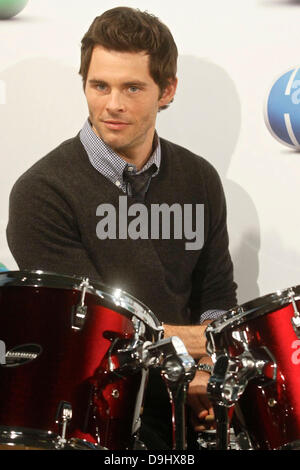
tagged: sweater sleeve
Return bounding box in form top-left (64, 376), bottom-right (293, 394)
top-left (188, 163), bottom-right (237, 323)
top-left (6, 172), bottom-right (100, 281)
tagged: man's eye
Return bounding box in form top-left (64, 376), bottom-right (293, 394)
top-left (97, 84), bottom-right (107, 91)
top-left (128, 86), bottom-right (139, 93)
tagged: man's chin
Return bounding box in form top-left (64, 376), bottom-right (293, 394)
top-left (92, 124), bottom-right (138, 157)
top-left (93, 126), bottom-right (122, 148)
top-left (102, 135), bottom-right (127, 151)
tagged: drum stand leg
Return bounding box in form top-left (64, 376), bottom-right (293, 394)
top-left (163, 378), bottom-right (188, 450)
top-left (213, 403), bottom-right (229, 450)
top-left (144, 336), bottom-right (196, 450)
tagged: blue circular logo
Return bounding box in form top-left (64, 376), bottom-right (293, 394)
top-left (264, 67), bottom-right (300, 150)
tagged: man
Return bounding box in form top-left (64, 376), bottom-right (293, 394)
top-left (6, 7), bottom-right (237, 449)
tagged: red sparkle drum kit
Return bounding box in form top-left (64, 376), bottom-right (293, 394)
top-left (0, 270), bottom-right (195, 451)
top-left (2, 271), bottom-right (300, 451)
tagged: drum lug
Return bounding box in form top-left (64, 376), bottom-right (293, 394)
top-left (72, 278), bottom-right (90, 330)
top-left (292, 316), bottom-right (300, 337)
top-left (288, 288), bottom-right (300, 337)
top-left (55, 401), bottom-right (72, 448)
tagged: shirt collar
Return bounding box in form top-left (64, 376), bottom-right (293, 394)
top-left (79, 119), bottom-right (161, 190)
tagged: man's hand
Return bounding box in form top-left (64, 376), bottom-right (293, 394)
top-left (186, 363), bottom-right (215, 431)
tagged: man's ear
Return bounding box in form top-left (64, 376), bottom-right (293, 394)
top-left (158, 77), bottom-right (178, 108)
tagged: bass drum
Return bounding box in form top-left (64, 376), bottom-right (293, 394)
top-left (0, 270), bottom-right (162, 450)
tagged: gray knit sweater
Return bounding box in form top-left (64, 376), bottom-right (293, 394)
top-left (7, 135), bottom-right (237, 325)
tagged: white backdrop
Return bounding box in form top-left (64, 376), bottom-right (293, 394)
top-left (1, 0), bottom-right (300, 306)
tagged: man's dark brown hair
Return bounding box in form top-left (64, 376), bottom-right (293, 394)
top-left (79, 7), bottom-right (178, 110)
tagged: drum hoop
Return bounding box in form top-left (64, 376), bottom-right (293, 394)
top-left (208, 285), bottom-right (300, 335)
top-left (0, 425), bottom-right (58, 448)
top-left (0, 270), bottom-right (162, 333)
top-left (0, 425), bottom-right (101, 450)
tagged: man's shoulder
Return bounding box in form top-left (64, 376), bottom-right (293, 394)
top-left (160, 137), bottom-right (220, 179)
top-left (30, 135), bottom-right (81, 172)
top-left (9, 135), bottom-right (84, 199)
top-left (16, 135), bottom-right (83, 182)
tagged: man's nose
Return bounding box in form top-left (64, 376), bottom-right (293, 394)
top-left (105, 90), bottom-right (125, 113)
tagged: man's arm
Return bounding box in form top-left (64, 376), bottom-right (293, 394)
top-left (163, 321), bottom-right (211, 359)
top-left (188, 161), bottom-right (237, 324)
top-left (7, 172), bottom-right (100, 280)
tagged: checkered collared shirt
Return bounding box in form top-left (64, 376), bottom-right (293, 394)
top-left (79, 119), bottom-right (160, 192)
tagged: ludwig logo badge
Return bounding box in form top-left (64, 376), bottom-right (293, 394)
top-left (0, 342), bottom-right (42, 367)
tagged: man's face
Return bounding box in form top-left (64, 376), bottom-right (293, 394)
top-left (84, 45), bottom-right (177, 163)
